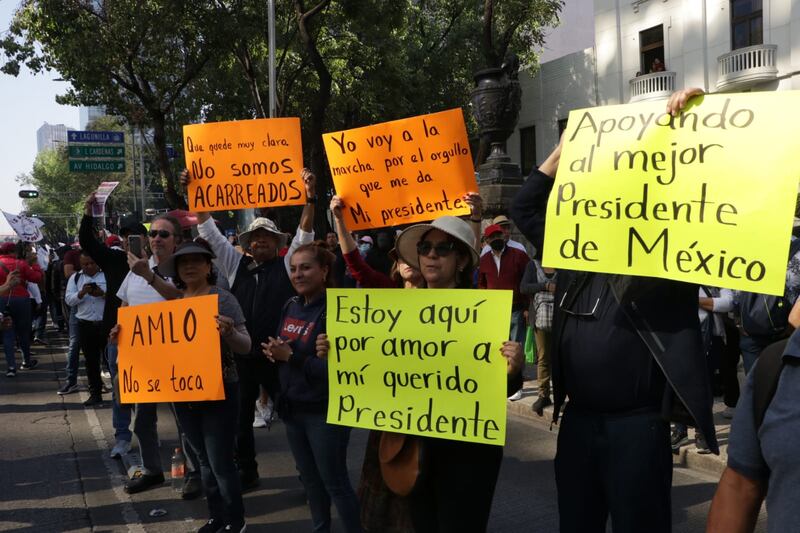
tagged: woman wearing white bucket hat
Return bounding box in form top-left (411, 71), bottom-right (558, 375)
top-left (392, 215), bottom-right (524, 532)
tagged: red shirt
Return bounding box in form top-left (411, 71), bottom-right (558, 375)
top-left (0, 255), bottom-right (43, 298)
top-left (478, 246), bottom-right (530, 309)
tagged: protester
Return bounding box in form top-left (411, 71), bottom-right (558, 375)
top-left (44, 248), bottom-right (66, 333)
top-left (331, 195), bottom-right (420, 531)
top-left (478, 223), bottom-right (530, 345)
top-left (63, 251), bottom-right (107, 406)
top-left (115, 215), bottom-right (202, 495)
top-left (509, 87), bottom-right (718, 533)
top-left (0, 241), bottom-right (42, 377)
top-left (327, 231), bottom-right (347, 288)
top-left (520, 259), bottom-right (557, 415)
top-left (394, 215), bottom-right (524, 532)
top-left (262, 242), bottom-right (363, 533)
top-left (78, 196), bottom-right (148, 458)
top-left (158, 240), bottom-right (250, 533)
top-left (182, 168), bottom-right (316, 490)
top-left (706, 330), bottom-right (800, 532)
top-left (479, 215), bottom-right (528, 257)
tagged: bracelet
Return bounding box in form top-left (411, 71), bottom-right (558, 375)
top-left (147, 271), bottom-right (157, 285)
top-left (469, 217), bottom-right (482, 223)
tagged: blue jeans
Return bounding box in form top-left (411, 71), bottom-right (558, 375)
top-left (284, 411), bottom-right (362, 533)
top-left (740, 334), bottom-right (778, 375)
top-left (107, 343), bottom-right (132, 442)
top-left (0, 296), bottom-right (33, 369)
top-left (174, 383), bottom-right (243, 524)
top-left (65, 306), bottom-right (81, 383)
top-left (509, 309), bottom-right (526, 344)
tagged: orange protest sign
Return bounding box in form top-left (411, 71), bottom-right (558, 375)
top-left (117, 294), bottom-right (223, 403)
top-left (183, 118), bottom-right (305, 212)
top-left (323, 109), bottom-right (476, 230)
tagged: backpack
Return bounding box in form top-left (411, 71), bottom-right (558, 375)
top-left (739, 239), bottom-right (800, 337)
top-left (753, 337), bottom-right (800, 429)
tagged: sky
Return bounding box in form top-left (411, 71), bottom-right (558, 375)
top-left (0, 0), bottom-right (80, 236)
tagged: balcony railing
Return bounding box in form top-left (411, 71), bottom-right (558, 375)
top-left (629, 71), bottom-right (676, 103)
top-left (717, 44), bottom-right (778, 91)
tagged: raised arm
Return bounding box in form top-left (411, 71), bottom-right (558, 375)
top-left (331, 195), bottom-right (394, 288)
top-left (284, 168), bottom-right (317, 274)
top-left (79, 194), bottom-right (117, 269)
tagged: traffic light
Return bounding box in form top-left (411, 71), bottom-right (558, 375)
top-left (18, 190), bottom-right (39, 199)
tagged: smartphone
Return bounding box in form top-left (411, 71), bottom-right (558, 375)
top-left (128, 235), bottom-right (143, 257)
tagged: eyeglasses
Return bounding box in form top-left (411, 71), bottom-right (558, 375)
top-left (416, 240), bottom-right (456, 257)
top-left (558, 278), bottom-right (605, 319)
top-left (148, 229), bottom-right (174, 239)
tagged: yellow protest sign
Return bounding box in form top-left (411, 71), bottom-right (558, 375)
top-left (323, 109), bottom-right (476, 230)
top-left (117, 294), bottom-right (224, 403)
top-left (183, 118), bottom-right (305, 212)
top-left (543, 92), bottom-right (800, 295)
top-left (327, 289), bottom-right (512, 446)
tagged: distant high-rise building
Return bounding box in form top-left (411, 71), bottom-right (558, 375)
top-left (36, 122), bottom-right (73, 153)
top-left (79, 105), bottom-right (107, 129)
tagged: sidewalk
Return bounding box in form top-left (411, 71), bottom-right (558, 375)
top-left (508, 376), bottom-right (731, 478)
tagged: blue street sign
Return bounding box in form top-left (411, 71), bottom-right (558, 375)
top-left (68, 130), bottom-right (125, 144)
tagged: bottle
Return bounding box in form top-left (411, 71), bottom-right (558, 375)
top-left (170, 447), bottom-right (185, 490)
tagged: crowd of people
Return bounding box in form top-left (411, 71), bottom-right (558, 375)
top-left (0, 88), bottom-right (795, 533)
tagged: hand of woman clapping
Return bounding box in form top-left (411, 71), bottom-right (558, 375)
top-left (501, 341), bottom-right (524, 376)
top-left (262, 336), bottom-right (292, 363)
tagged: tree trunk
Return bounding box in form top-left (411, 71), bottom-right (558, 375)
top-left (295, 0), bottom-right (333, 234)
top-left (150, 112), bottom-right (184, 209)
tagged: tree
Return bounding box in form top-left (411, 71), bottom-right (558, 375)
top-left (0, 1), bottom-right (228, 208)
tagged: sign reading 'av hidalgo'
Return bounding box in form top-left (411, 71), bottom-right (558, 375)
top-left (327, 289), bottom-right (511, 446)
top-left (183, 118), bottom-right (306, 212)
top-left (117, 295), bottom-right (224, 403)
top-left (543, 92), bottom-right (800, 296)
top-left (323, 109), bottom-right (476, 230)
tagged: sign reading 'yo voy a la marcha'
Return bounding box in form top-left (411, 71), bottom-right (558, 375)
top-left (323, 109), bottom-right (476, 230)
top-left (543, 92), bottom-right (800, 295)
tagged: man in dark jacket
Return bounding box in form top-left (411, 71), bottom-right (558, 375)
top-left (510, 88), bottom-right (717, 533)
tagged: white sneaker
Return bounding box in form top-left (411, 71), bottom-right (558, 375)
top-left (252, 414), bottom-right (267, 428)
top-left (722, 406), bottom-right (735, 419)
top-left (255, 398), bottom-right (275, 428)
top-left (101, 370), bottom-right (111, 379)
top-left (507, 390), bottom-right (523, 401)
top-left (110, 439), bottom-right (132, 459)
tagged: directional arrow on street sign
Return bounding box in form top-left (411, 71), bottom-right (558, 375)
top-left (68, 145), bottom-right (125, 158)
top-left (69, 160), bottom-right (126, 172)
top-left (67, 130), bottom-right (125, 144)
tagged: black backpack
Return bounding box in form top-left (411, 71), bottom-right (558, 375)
top-left (739, 239), bottom-right (800, 337)
top-left (753, 337), bottom-right (800, 429)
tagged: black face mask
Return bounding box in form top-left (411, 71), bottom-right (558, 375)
top-left (489, 239), bottom-right (505, 251)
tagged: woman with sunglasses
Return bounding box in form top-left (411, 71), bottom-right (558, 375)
top-left (158, 240), bottom-right (250, 533)
top-left (262, 243), bottom-right (363, 533)
top-left (393, 215), bottom-right (524, 532)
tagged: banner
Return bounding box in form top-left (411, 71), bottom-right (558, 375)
top-left (2, 211), bottom-right (44, 242)
top-left (327, 289), bottom-right (512, 446)
top-left (543, 92), bottom-right (800, 295)
top-left (91, 181), bottom-right (120, 217)
top-left (323, 109), bottom-right (476, 230)
top-left (117, 294), bottom-right (223, 403)
top-left (183, 118), bottom-right (305, 212)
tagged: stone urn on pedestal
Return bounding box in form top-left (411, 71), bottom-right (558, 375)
top-left (471, 57), bottom-right (526, 240)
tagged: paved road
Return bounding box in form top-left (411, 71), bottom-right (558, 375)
top-left (0, 334), bottom-right (767, 532)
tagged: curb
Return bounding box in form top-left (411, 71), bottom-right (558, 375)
top-left (507, 382), bottom-right (728, 479)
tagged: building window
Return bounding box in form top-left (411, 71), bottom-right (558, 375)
top-left (640, 25), bottom-right (665, 74)
top-left (731, 0), bottom-right (763, 50)
top-left (557, 119), bottom-right (569, 138)
top-left (519, 126), bottom-right (536, 176)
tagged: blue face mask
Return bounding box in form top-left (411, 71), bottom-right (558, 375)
top-left (358, 243), bottom-right (372, 255)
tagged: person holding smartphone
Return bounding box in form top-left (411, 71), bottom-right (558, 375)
top-left (0, 241), bottom-right (43, 377)
top-left (64, 251), bottom-right (107, 406)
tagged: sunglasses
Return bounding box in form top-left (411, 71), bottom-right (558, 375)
top-left (148, 229), bottom-right (174, 239)
top-left (416, 240), bottom-right (456, 257)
